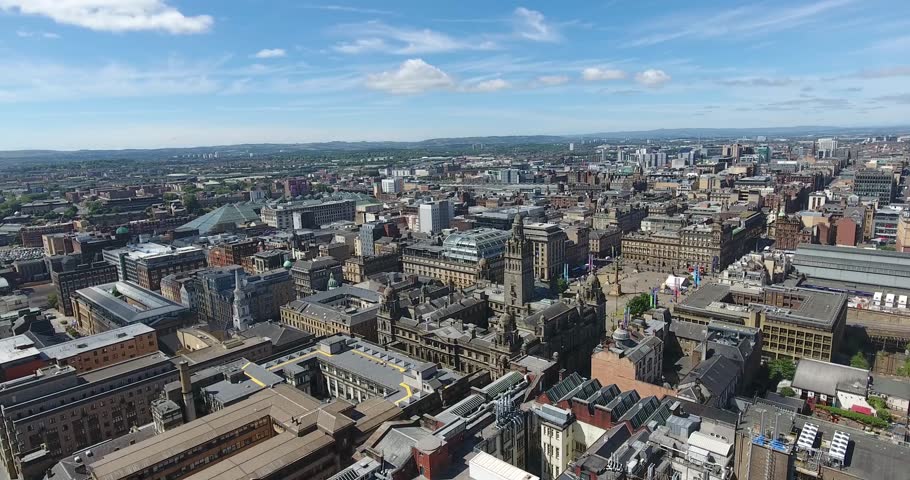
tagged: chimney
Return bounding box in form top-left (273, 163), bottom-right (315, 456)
top-left (178, 361), bottom-right (197, 422)
top-left (558, 368), bottom-right (567, 382)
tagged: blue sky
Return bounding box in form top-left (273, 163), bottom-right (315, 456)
top-left (0, 0), bottom-right (908, 149)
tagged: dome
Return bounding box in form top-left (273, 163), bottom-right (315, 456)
top-left (282, 260), bottom-right (293, 269)
top-left (115, 226), bottom-right (129, 235)
top-left (327, 272), bottom-right (339, 290)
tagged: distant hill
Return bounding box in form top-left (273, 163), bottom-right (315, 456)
top-left (1, 125), bottom-right (907, 163)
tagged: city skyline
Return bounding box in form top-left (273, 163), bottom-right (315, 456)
top-left (1, 0), bottom-right (909, 150)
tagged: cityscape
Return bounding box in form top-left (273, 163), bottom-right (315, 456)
top-left (0, 1), bottom-right (909, 480)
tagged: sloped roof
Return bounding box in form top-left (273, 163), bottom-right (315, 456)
top-left (178, 203), bottom-right (260, 234)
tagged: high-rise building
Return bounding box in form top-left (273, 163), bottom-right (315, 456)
top-left (854, 169), bottom-right (895, 205)
top-left (380, 177), bottom-right (404, 194)
top-left (47, 253), bottom-right (120, 316)
top-left (261, 199), bottom-right (355, 230)
top-left (817, 137), bottom-right (838, 157)
top-left (418, 199), bottom-right (453, 234)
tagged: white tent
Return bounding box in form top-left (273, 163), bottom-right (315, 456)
top-left (664, 275), bottom-right (690, 291)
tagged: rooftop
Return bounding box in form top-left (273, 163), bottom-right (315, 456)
top-left (40, 324), bottom-right (154, 360)
top-left (74, 281), bottom-right (188, 325)
top-left (0, 335), bottom-right (40, 365)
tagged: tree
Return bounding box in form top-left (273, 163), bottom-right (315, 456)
top-left (780, 386), bottom-right (796, 397)
top-left (850, 352), bottom-right (870, 369)
top-left (899, 359), bottom-right (910, 377)
top-left (182, 194), bottom-right (201, 214)
top-left (627, 293), bottom-right (652, 317)
top-left (47, 292), bottom-right (58, 310)
top-left (768, 358), bottom-right (796, 382)
top-left (556, 278), bottom-right (569, 294)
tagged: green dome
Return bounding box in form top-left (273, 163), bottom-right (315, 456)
top-left (283, 260), bottom-right (294, 269)
top-left (115, 226), bottom-right (129, 235)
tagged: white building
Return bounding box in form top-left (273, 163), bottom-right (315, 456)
top-left (418, 199), bottom-right (453, 235)
top-left (380, 177), bottom-right (404, 194)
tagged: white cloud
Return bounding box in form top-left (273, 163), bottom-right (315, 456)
top-left (365, 59), bottom-right (454, 94)
top-left (465, 78), bottom-right (511, 93)
top-left (582, 67), bottom-right (627, 81)
top-left (635, 69), bottom-right (671, 88)
top-left (0, 0), bottom-right (213, 34)
top-left (16, 29), bottom-right (60, 39)
top-left (624, 0), bottom-right (852, 47)
top-left (536, 75), bottom-right (569, 86)
top-left (332, 21), bottom-right (495, 55)
top-left (513, 7), bottom-right (560, 42)
top-left (333, 38), bottom-right (388, 54)
top-left (254, 49), bottom-right (287, 59)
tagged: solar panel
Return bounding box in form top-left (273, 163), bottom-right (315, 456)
top-left (797, 423), bottom-right (818, 450)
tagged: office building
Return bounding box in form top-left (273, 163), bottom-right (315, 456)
top-left (207, 238), bottom-right (259, 267)
top-left (72, 281), bottom-right (191, 335)
top-left (19, 222), bottom-right (74, 248)
top-left (40, 324), bottom-right (158, 373)
top-left (343, 253), bottom-right (401, 284)
top-left (674, 283), bottom-right (847, 362)
top-left (794, 243), bottom-right (910, 291)
top-left (0, 354), bottom-right (176, 480)
top-left (853, 169), bottom-right (895, 204)
top-left (102, 243), bottom-right (207, 290)
top-left (402, 239), bottom-right (504, 289)
top-left (85, 383), bottom-right (396, 480)
top-left (418, 199), bottom-right (453, 234)
top-left (380, 177), bottom-right (404, 194)
top-left (47, 254), bottom-right (120, 316)
top-left (523, 222), bottom-right (568, 291)
top-left (291, 256), bottom-right (343, 296)
top-left (261, 199), bottom-right (356, 230)
top-left (281, 285), bottom-right (381, 342)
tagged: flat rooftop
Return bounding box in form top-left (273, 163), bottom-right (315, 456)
top-left (40, 324), bottom-right (154, 360)
top-left (0, 335), bottom-right (40, 365)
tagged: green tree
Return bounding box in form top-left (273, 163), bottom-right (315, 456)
top-left (47, 292), bottom-right (58, 310)
top-left (768, 359), bottom-right (796, 382)
top-left (182, 194), bottom-right (201, 214)
top-left (556, 278), bottom-right (569, 294)
top-left (780, 386), bottom-right (796, 397)
top-left (850, 352), bottom-right (870, 369)
top-left (163, 192), bottom-right (179, 201)
top-left (627, 293), bottom-right (652, 316)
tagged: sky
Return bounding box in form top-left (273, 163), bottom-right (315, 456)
top-left (0, 0), bottom-right (909, 150)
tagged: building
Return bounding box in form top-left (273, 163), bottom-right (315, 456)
top-left (343, 253), bottom-right (401, 284)
top-left (291, 256), bottom-right (343, 296)
top-left (281, 285), bottom-right (381, 342)
top-left (20, 222), bottom-right (74, 248)
top-left (102, 243), bottom-right (207, 290)
top-left (242, 248), bottom-right (291, 274)
top-left (42, 233), bottom-right (73, 256)
top-left (85, 383), bottom-right (396, 480)
top-left (524, 223), bottom-right (567, 291)
top-left (897, 211), bottom-right (910, 252)
top-left (674, 283), bottom-right (847, 362)
top-left (791, 359), bottom-right (869, 409)
top-left (623, 213), bottom-right (765, 273)
top-left (207, 237), bottom-right (259, 267)
top-left (589, 227), bottom-right (622, 258)
top-left (854, 169), bottom-right (895, 204)
top-left (0, 354), bottom-right (176, 480)
top-left (835, 217), bottom-right (859, 246)
top-left (358, 220), bottom-right (398, 257)
top-left (47, 254), bottom-right (120, 316)
top-left (166, 266), bottom-right (294, 330)
top-left (264, 335), bottom-right (463, 410)
top-left (592, 204), bottom-right (647, 233)
top-left (39, 324), bottom-right (158, 373)
top-left (403, 242), bottom-right (503, 289)
top-left (418, 199), bottom-right (454, 234)
top-left (261, 199), bottom-right (356, 230)
top-left (176, 203), bottom-right (261, 235)
top-left (794, 243), bottom-right (910, 291)
top-left (0, 336), bottom-right (47, 382)
top-left (873, 205), bottom-right (902, 241)
top-left (72, 281), bottom-right (191, 335)
top-left (590, 331), bottom-right (669, 400)
top-left (381, 177), bottom-right (404, 194)
top-left (281, 177), bottom-right (309, 197)
top-left (503, 215), bottom-right (535, 311)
